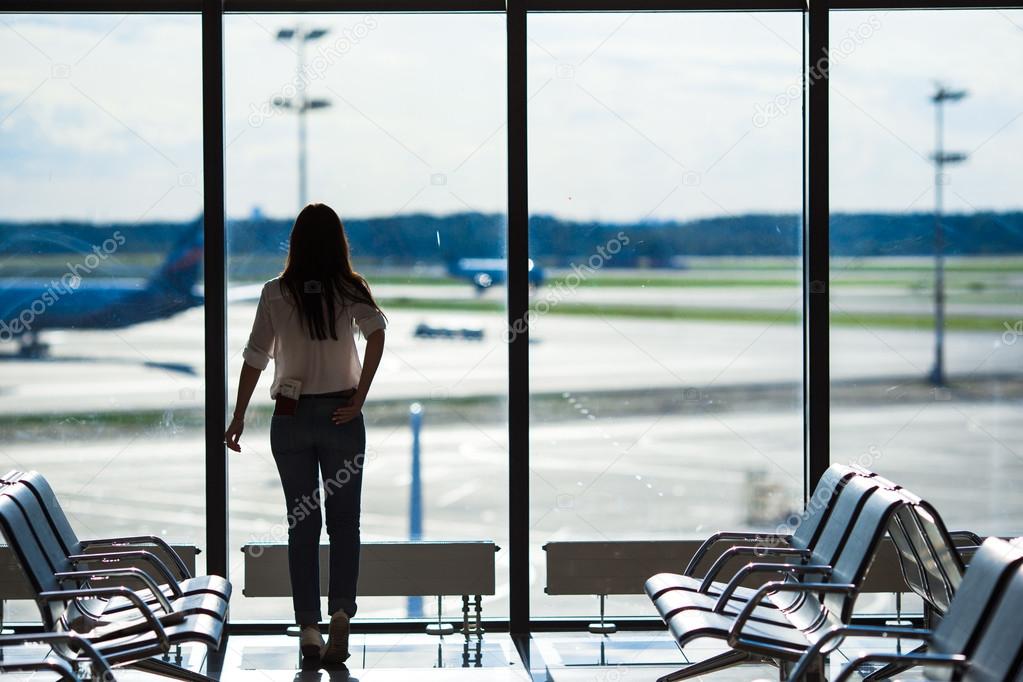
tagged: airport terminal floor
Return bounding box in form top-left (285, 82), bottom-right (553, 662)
top-left (0, 631), bottom-right (953, 681)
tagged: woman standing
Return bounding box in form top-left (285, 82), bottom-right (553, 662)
top-left (224, 203), bottom-right (386, 665)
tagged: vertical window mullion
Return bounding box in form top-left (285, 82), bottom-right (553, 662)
top-left (507, 0), bottom-right (530, 636)
top-left (203, 0), bottom-right (229, 578)
top-left (804, 0), bottom-right (830, 500)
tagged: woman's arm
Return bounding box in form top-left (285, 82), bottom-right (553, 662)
top-left (332, 328), bottom-right (385, 425)
top-left (225, 362), bottom-right (263, 451)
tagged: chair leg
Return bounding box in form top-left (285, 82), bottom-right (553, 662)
top-left (861, 643), bottom-right (928, 681)
top-left (657, 649), bottom-right (754, 682)
top-left (782, 654), bottom-right (827, 682)
top-left (129, 656), bottom-right (218, 682)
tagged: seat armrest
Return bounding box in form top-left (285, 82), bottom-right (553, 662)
top-left (69, 550), bottom-right (184, 598)
top-left (786, 624), bottom-right (933, 681)
top-left (39, 587), bottom-right (169, 651)
top-left (0, 656), bottom-right (78, 680)
top-left (54, 567), bottom-right (175, 614)
top-left (79, 536), bottom-right (192, 579)
top-left (831, 653), bottom-right (965, 682)
top-left (0, 632), bottom-right (116, 680)
top-left (699, 547), bottom-right (810, 589)
top-left (684, 532), bottom-right (790, 576)
top-left (713, 563), bottom-right (832, 609)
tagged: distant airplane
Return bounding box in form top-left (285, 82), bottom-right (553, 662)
top-left (448, 257), bottom-right (544, 294)
top-left (0, 220), bottom-right (203, 358)
top-left (413, 322), bottom-right (484, 341)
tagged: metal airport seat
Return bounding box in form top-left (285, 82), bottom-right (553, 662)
top-left (861, 485), bottom-right (983, 680)
top-left (785, 537), bottom-right (1023, 682)
top-left (649, 474), bottom-right (881, 624)
top-left (649, 486), bottom-right (905, 681)
top-left (645, 464), bottom-right (861, 605)
top-left (1, 469), bottom-right (231, 603)
top-left (0, 491), bottom-right (226, 681)
top-left (889, 492), bottom-right (965, 617)
top-left (0, 632), bottom-right (117, 682)
top-left (0, 481), bottom-right (229, 627)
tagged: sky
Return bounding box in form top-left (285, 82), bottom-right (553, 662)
top-left (0, 10), bottom-right (1021, 223)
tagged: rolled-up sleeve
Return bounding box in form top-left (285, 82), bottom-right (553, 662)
top-left (242, 285), bottom-right (275, 370)
top-left (352, 301), bottom-right (386, 338)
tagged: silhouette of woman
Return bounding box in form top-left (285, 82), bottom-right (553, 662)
top-left (225, 203), bottom-right (386, 665)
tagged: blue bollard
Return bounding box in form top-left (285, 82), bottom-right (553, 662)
top-left (407, 402), bottom-right (424, 619)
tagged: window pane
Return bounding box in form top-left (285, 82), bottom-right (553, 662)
top-left (0, 14), bottom-right (204, 622)
top-left (225, 13), bottom-right (507, 621)
top-left (830, 10), bottom-right (1023, 535)
top-left (527, 12), bottom-right (804, 617)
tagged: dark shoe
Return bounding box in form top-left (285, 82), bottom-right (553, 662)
top-left (321, 610), bottom-right (351, 664)
top-left (300, 624), bottom-right (324, 660)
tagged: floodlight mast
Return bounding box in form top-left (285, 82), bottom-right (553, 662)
top-left (928, 84), bottom-right (968, 387)
top-left (274, 26), bottom-right (332, 210)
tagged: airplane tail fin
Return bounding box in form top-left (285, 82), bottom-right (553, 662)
top-left (151, 217), bottom-right (203, 295)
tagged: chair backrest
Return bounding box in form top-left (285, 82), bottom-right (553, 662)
top-left (0, 495), bottom-right (78, 631)
top-left (929, 538), bottom-right (1023, 669)
top-left (958, 564), bottom-right (1023, 682)
top-left (789, 464), bottom-right (859, 551)
top-left (887, 502), bottom-right (937, 610)
top-left (6, 471), bottom-right (83, 557)
top-left (913, 499), bottom-right (967, 598)
top-left (807, 475), bottom-right (881, 568)
top-left (825, 486), bottom-right (905, 618)
top-left (0, 483), bottom-right (80, 580)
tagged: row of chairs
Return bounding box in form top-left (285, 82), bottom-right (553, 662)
top-left (0, 470), bottom-right (232, 681)
top-left (646, 464), bottom-right (1021, 681)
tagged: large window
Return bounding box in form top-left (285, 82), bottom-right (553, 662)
top-left (0, 14), bottom-right (204, 621)
top-left (2, 1), bottom-right (1019, 631)
top-left (224, 12), bottom-right (508, 620)
top-left (526, 11), bottom-right (804, 617)
top-left (830, 9), bottom-right (1023, 535)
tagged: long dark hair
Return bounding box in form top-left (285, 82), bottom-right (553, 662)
top-left (279, 203), bottom-right (382, 341)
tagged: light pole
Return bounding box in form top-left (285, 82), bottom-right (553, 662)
top-left (273, 26), bottom-right (332, 210)
top-left (928, 84), bottom-right (968, 387)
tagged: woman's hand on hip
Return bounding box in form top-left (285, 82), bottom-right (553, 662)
top-left (332, 394), bottom-right (365, 424)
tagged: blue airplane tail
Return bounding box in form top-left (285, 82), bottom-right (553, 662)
top-left (151, 217), bottom-right (203, 295)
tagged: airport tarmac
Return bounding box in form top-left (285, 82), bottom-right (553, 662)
top-left (0, 298), bottom-right (1019, 415)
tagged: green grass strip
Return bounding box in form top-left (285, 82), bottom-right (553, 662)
top-left (378, 296), bottom-right (1008, 332)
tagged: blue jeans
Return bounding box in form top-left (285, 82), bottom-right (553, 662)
top-left (270, 392), bottom-right (366, 625)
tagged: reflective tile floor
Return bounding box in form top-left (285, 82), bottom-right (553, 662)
top-left (1, 630), bottom-right (931, 681)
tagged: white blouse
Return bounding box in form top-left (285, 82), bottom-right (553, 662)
top-left (242, 277), bottom-right (386, 397)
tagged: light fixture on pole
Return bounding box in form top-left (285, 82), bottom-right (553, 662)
top-left (928, 84), bottom-right (968, 387)
top-left (273, 26), bottom-right (332, 210)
